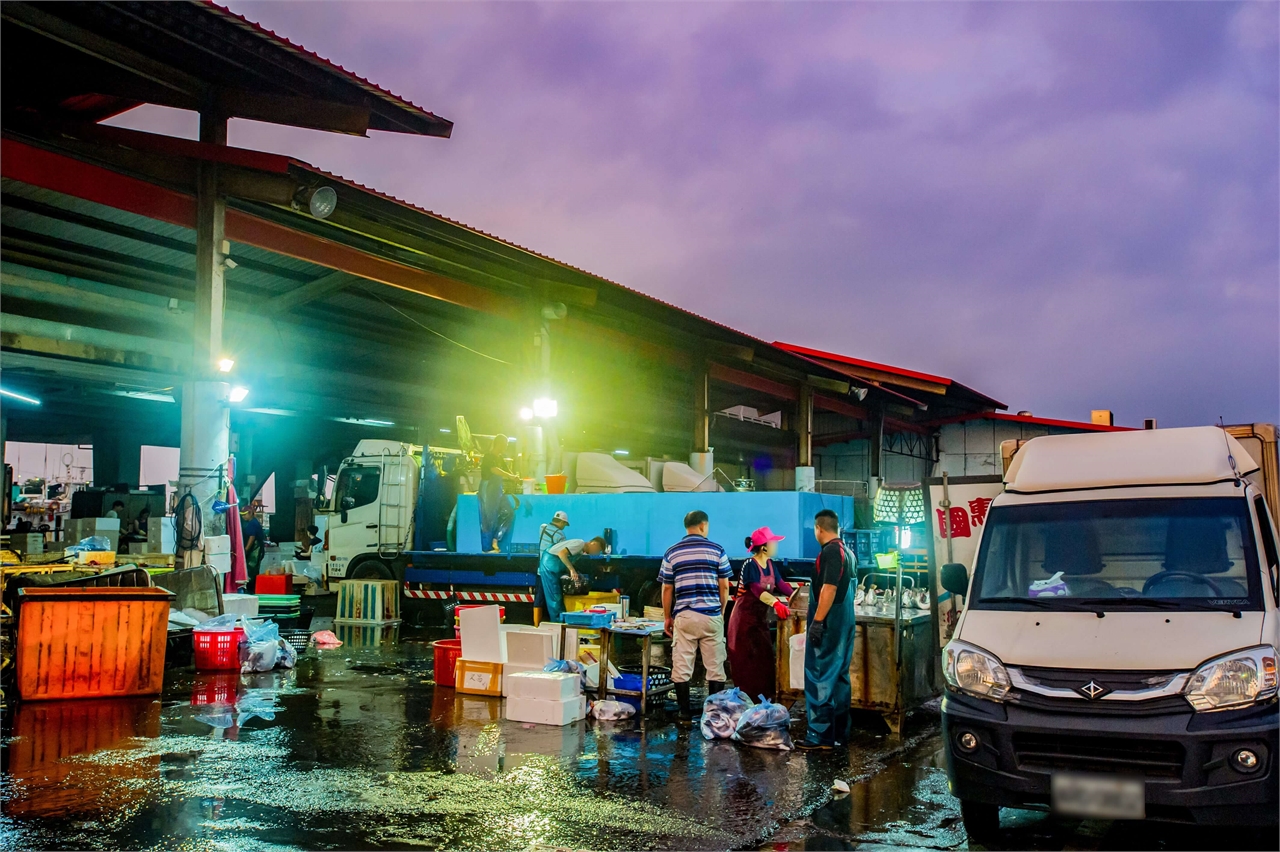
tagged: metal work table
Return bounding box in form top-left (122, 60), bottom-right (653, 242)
top-left (558, 620), bottom-right (673, 714)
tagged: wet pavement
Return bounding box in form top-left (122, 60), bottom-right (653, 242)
top-left (1, 626), bottom-right (1273, 851)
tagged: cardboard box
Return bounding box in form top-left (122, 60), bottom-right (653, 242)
top-left (505, 671), bottom-right (580, 702)
top-left (505, 695), bottom-right (587, 726)
top-left (455, 659), bottom-right (503, 696)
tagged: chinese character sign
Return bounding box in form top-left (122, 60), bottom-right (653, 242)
top-left (936, 506), bottom-right (971, 539)
top-left (967, 497), bottom-right (993, 527)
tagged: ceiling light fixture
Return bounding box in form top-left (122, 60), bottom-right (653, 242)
top-left (0, 387), bottom-right (41, 405)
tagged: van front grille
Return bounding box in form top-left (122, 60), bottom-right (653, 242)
top-left (1012, 733), bottom-right (1184, 778)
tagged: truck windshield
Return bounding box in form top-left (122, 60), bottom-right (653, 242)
top-left (971, 497), bottom-right (1261, 611)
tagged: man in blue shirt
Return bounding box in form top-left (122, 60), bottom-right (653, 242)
top-left (660, 510), bottom-right (732, 723)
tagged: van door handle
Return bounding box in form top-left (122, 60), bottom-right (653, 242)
top-left (366, 524), bottom-right (378, 529)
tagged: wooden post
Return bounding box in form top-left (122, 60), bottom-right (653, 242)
top-left (797, 383), bottom-right (813, 467)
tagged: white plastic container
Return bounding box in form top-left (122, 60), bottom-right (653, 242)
top-left (222, 593), bottom-right (259, 618)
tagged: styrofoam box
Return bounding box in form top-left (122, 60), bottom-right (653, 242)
top-left (206, 552), bottom-right (232, 574)
top-left (501, 663), bottom-right (547, 696)
top-left (222, 593), bottom-right (259, 617)
top-left (505, 631), bottom-right (555, 667)
top-left (505, 695), bottom-right (587, 726)
top-left (789, 633), bottom-right (806, 690)
top-left (505, 671), bottom-right (580, 701)
top-left (204, 534), bottom-right (231, 555)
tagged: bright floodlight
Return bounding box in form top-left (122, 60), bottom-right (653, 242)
top-left (613, 449), bottom-right (629, 456)
top-left (519, 407), bottom-right (534, 421)
top-left (532, 397), bottom-right (558, 418)
top-left (309, 186), bottom-right (338, 220)
top-left (218, 358), bottom-right (235, 373)
top-left (229, 386), bottom-right (249, 403)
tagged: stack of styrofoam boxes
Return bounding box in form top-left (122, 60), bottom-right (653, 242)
top-left (204, 535), bottom-right (231, 576)
top-left (505, 671), bottom-right (587, 726)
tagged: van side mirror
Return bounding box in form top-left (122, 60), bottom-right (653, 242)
top-left (941, 563), bottom-right (970, 597)
top-left (340, 509), bottom-right (349, 524)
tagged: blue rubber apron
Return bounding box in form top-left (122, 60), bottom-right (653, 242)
top-left (538, 549), bottom-right (567, 622)
top-left (802, 543), bottom-right (855, 746)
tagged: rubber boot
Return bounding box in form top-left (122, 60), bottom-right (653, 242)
top-left (707, 680), bottom-right (725, 698)
top-left (674, 682), bottom-right (693, 725)
top-left (532, 607), bottom-right (542, 627)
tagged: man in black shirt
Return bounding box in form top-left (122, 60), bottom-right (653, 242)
top-left (797, 508), bottom-right (856, 751)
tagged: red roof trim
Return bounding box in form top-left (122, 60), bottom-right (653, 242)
top-left (203, 2), bottom-right (449, 130)
top-left (773, 342), bottom-right (953, 387)
top-left (929, 412), bottom-right (1134, 433)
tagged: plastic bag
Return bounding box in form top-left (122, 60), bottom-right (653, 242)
top-left (544, 658), bottom-right (589, 690)
top-left (241, 617), bottom-right (279, 645)
top-left (241, 639), bottom-right (279, 673)
top-left (591, 700), bottom-right (636, 721)
top-left (194, 613), bottom-right (240, 632)
top-left (701, 686), bottom-right (754, 740)
top-left (732, 697), bottom-right (793, 751)
top-left (311, 630), bottom-right (342, 648)
top-left (65, 535), bottom-right (112, 554)
top-left (235, 690), bottom-right (277, 725)
top-left (276, 638), bottom-right (298, 669)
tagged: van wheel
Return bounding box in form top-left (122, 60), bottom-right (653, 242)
top-left (960, 800), bottom-right (1000, 845)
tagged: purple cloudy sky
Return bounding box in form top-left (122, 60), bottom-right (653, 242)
top-left (116, 2), bottom-right (1279, 426)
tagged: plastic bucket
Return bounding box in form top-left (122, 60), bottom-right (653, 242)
top-left (432, 638), bottom-right (463, 688)
top-left (545, 474), bottom-right (567, 494)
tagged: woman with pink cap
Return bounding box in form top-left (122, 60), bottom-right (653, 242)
top-left (727, 526), bottom-right (796, 701)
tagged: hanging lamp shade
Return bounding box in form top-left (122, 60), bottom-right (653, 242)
top-left (873, 482), bottom-right (926, 525)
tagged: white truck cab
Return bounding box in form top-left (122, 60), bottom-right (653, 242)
top-left (940, 427), bottom-right (1279, 840)
top-left (323, 440), bottom-right (420, 581)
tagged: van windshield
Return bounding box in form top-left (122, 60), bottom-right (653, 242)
top-left (970, 497), bottom-right (1261, 612)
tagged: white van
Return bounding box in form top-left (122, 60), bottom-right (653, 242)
top-left (939, 426), bottom-right (1279, 841)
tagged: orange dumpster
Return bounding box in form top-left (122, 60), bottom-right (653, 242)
top-left (16, 586), bottom-right (175, 700)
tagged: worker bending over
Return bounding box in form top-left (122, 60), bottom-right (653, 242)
top-left (661, 510), bottom-right (732, 724)
top-left (798, 509), bottom-right (856, 751)
top-left (537, 534), bottom-right (606, 622)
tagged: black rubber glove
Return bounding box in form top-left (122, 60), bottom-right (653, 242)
top-left (808, 619), bottom-right (827, 647)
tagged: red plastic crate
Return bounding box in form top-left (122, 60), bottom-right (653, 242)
top-left (191, 672), bottom-right (241, 706)
top-left (254, 574), bottom-right (290, 595)
top-left (193, 628), bottom-right (246, 672)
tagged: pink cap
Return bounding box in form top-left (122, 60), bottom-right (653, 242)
top-left (749, 526), bottom-right (785, 548)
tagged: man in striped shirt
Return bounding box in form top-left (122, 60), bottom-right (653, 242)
top-left (660, 510), bottom-right (732, 723)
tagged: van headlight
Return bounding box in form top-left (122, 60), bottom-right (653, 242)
top-left (943, 640), bottom-right (1011, 701)
top-left (1184, 645), bottom-right (1278, 712)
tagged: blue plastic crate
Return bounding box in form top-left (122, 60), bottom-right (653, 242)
top-left (561, 610), bottom-right (616, 628)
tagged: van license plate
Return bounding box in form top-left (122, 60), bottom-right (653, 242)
top-left (1051, 773), bottom-right (1144, 819)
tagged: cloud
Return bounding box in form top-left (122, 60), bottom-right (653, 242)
top-left (113, 1), bottom-right (1279, 425)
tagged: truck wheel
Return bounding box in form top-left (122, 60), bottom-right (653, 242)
top-left (347, 556), bottom-right (396, 581)
top-left (959, 800), bottom-right (1000, 845)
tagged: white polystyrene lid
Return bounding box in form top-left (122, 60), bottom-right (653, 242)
top-left (574, 452), bottom-right (656, 490)
top-left (1004, 426), bottom-right (1260, 493)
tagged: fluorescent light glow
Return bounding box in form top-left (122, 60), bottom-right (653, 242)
top-left (613, 449), bottom-right (630, 456)
top-left (333, 417), bottom-right (395, 428)
top-left (532, 397), bottom-right (558, 418)
top-left (229, 386), bottom-right (249, 403)
top-left (440, 428), bottom-right (452, 433)
top-left (244, 407), bottom-right (296, 417)
top-left (217, 358), bottom-right (235, 373)
top-left (519, 407), bottom-right (533, 421)
top-left (363, 419), bottom-right (395, 427)
top-left (0, 387), bottom-right (41, 405)
top-left (111, 390), bottom-right (176, 403)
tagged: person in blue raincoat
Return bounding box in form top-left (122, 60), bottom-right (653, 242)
top-left (479, 434), bottom-right (521, 551)
top-left (536, 535), bottom-right (606, 622)
top-left (797, 509), bottom-right (855, 751)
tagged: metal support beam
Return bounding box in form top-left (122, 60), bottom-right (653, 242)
top-left (193, 109), bottom-right (227, 375)
top-left (797, 383), bottom-right (814, 467)
top-left (694, 367), bottom-right (711, 454)
top-left (263, 271), bottom-right (354, 315)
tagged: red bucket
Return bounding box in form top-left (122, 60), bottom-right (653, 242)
top-left (432, 638), bottom-right (463, 688)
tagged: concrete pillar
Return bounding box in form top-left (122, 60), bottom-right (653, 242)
top-left (693, 366), bottom-right (710, 454)
top-left (177, 107), bottom-right (232, 561)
